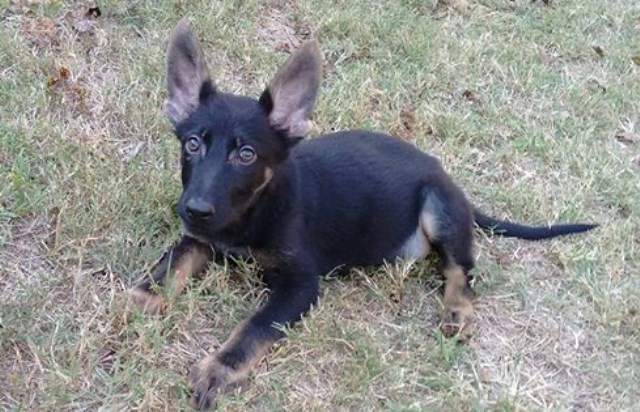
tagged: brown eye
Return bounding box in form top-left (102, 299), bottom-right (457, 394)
top-left (238, 146), bottom-right (256, 164)
top-left (185, 136), bottom-right (202, 155)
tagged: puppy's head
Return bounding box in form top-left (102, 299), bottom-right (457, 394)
top-left (164, 19), bottom-right (322, 239)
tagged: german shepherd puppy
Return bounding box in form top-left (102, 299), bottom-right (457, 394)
top-left (130, 19), bottom-right (596, 409)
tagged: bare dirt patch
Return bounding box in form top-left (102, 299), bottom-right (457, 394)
top-left (258, 6), bottom-right (306, 53)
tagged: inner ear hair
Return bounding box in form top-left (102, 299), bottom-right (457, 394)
top-left (264, 41), bottom-right (322, 138)
top-left (164, 18), bottom-right (214, 126)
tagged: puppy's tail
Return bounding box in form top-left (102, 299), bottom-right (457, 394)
top-left (474, 210), bottom-right (597, 240)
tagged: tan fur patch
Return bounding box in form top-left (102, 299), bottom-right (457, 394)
top-left (189, 321), bottom-right (276, 408)
top-left (130, 287), bottom-right (166, 314)
top-left (441, 264), bottom-right (474, 338)
top-left (255, 167), bottom-right (274, 194)
top-left (420, 209), bottom-right (439, 241)
top-left (219, 321), bottom-right (276, 376)
top-left (189, 355), bottom-right (236, 409)
top-left (170, 245), bottom-right (212, 295)
top-left (129, 241), bottom-right (211, 315)
top-left (246, 167), bottom-right (275, 209)
top-left (397, 207), bottom-right (441, 260)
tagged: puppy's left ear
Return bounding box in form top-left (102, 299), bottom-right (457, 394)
top-left (259, 41), bottom-right (322, 138)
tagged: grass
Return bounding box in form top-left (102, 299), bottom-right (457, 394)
top-left (1, 0), bottom-right (639, 409)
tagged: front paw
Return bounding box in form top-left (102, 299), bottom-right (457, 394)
top-left (129, 285), bottom-right (166, 315)
top-left (188, 355), bottom-right (242, 410)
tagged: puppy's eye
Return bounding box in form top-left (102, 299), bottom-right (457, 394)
top-left (238, 146), bottom-right (256, 164)
top-left (185, 136), bottom-right (202, 155)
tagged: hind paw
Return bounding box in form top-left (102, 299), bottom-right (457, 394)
top-left (441, 298), bottom-right (474, 339)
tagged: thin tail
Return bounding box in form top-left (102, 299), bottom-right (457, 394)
top-left (474, 210), bottom-right (597, 240)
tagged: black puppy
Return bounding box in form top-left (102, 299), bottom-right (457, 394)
top-left (130, 19), bottom-right (596, 409)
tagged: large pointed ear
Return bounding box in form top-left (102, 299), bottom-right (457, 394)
top-left (164, 19), bottom-right (213, 126)
top-left (259, 41), bottom-right (322, 138)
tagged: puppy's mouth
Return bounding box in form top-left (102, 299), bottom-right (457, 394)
top-left (183, 227), bottom-right (212, 244)
top-left (182, 215), bottom-right (241, 243)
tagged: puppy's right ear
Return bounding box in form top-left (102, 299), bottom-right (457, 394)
top-left (164, 19), bottom-right (213, 126)
top-left (259, 41), bottom-right (322, 138)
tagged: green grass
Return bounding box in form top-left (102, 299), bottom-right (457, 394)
top-left (1, 0), bottom-right (639, 409)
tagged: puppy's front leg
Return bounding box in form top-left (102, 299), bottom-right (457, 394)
top-left (130, 235), bottom-right (213, 314)
top-left (189, 268), bottom-right (319, 410)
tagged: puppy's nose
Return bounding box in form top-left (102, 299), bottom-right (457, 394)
top-left (185, 198), bottom-right (215, 220)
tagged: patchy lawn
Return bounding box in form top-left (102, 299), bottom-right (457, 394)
top-left (1, 0), bottom-right (639, 410)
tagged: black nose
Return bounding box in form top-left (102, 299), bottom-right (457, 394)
top-left (185, 198), bottom-right (214, 220)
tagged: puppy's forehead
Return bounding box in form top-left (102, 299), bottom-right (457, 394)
top-left (201, 95), bottom-right (247, 128)
top-left (177, 94), bottom-right (263, 137)
top-left (216, 93), bottom-right (265, 118)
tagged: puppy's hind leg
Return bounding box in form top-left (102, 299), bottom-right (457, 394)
top-left (420, 186), bottom-right (476, 338)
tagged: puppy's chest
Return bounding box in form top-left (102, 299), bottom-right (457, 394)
top-left (212, 241), bottom-right (251, 259)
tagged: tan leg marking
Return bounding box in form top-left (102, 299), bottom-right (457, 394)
top-left (170, 245), bottom-right (212, 295)
top-left (130, 242), bottom-right (212, 314)
top-left (130, 287), bottom-right (166, 314)
top-left (189, 321), bottom-right (276, 409)
top-left (441, 264), bottom-right (474, 338)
